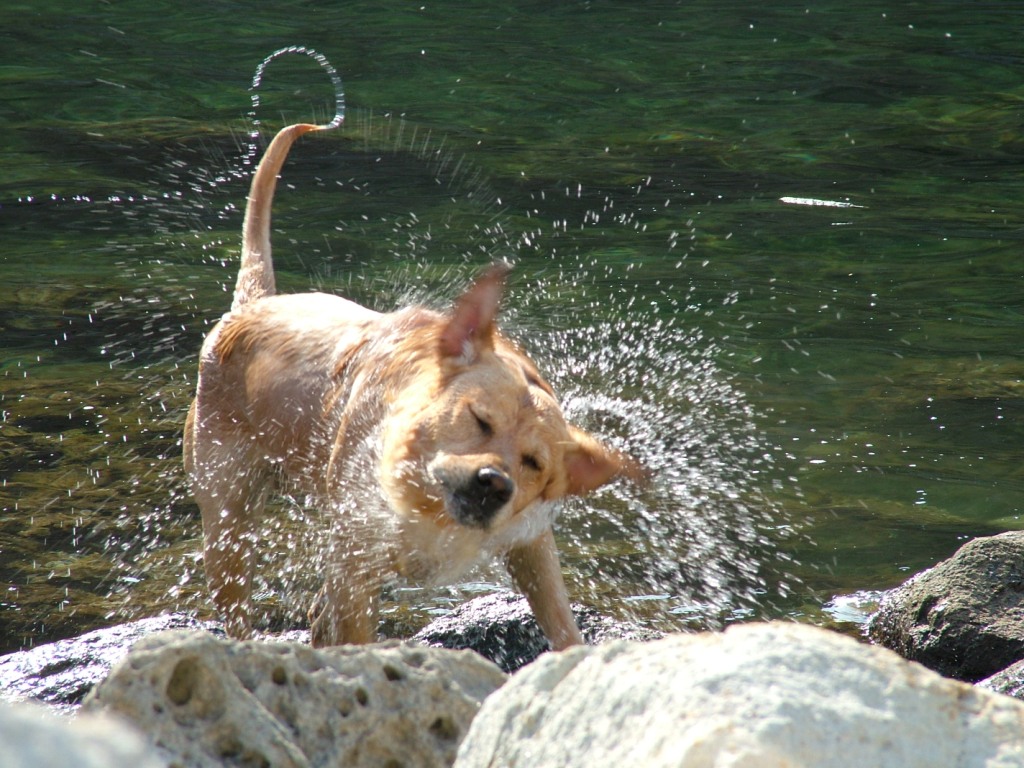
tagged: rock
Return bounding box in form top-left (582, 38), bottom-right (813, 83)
top-left (0, 593), bottom-right (656, 713)
top-left (0, 699), bottom-right (164, 768)
top-left (978, 658), bottom-right (1024, 701)
top-left (454, 622), bottom-right (1024, 768)
top-left (413, 590), bottom-right (663, 672)
top-left (867, 531), bottom-right (1024, 682)
top-left (0, 613), bottom-right (220, 713)
top-left (83, 629), bottom-right (507, 768)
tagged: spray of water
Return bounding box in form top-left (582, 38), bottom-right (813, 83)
top-left (475, 190), bottom-right (804, 630)
top-left (2, 51), bottom-right (804, 649)
top-left (246, 46), bottom-right (345, 157)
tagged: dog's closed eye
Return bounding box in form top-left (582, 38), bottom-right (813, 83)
top-left (522, 454), bottom-right (542, 472)
top-left (473, 412), bottom-right (493, 437)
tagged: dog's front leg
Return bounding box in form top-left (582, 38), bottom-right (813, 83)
top-left (309, 547), bottom-right (383, 647)
top-left (506, 527), bottom-right (584, 650)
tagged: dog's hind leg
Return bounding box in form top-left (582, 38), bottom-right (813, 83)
top-left (186, 408), bottom-right (269, 640)
top-left (200, 481), bottom-right (267, 640)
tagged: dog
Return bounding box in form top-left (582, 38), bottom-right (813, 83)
top-left (183, 121), bottom-right (645, 650)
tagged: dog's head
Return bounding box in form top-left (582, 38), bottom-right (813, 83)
top-left (380, 264), bottom-right (645, 537)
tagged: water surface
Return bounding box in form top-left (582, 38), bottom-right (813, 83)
top-left (2, 0), bottom-right (1024, 651)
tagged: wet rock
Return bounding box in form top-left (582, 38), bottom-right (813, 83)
top-left (412, 590), bottom-right (663, 672)
top-left (978, 658), bottom-right (1024, 702)
top-left (867, 531), bottom-right (1024, 682)
top-left (83, 629), bottom-right (507, 768)
top-left (0, 699), bottom-right (164, 768)
top-left (454, 622), bottom-right (1024, 768)
top-left (0, 613), bottom-right (220, 713)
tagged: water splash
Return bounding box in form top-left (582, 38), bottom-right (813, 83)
top-left (545, 313), bottom-right (800, 628)
top-left (172, 160), bottom-right (803, 635)
top-left (246, 45), bottom-right (346, 162)
top-left (2, 73), bottom-right (805, 648)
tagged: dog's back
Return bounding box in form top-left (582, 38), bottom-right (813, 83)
top-left (194, 292), bottom-right (378, 476)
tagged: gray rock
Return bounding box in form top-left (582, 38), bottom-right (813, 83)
top-left (455, 622), bottom-right (1024, 768)
top-left (83, 629), bottom-right (506, 768)
top-left (0, 699), bottom-right (164, 768)
top-left (0, 613), bottom-right (219, 713)
top-left (867, 531), bottom-right (1024, 682)
top-left (978, 658), bottom-right (1024, 701)
top-left (413, 590), bottom-right (663, 672)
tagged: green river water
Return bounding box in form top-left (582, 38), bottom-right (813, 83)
top-left (2, 1), bottom-right (1023, 651)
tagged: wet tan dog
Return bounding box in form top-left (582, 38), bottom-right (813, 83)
top-left (184, 122), bottom-right (644, 649)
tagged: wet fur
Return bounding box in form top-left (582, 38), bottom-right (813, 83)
top-left (184, 122), bottom-right (643, 649)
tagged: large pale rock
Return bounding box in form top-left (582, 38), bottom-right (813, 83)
top-left (84, 630), bottom-right (506, 768)
top-left (0, 699), bottom-right (163, 768)
top-left (868, 531), bottom-right (1024, 681)
top-left (455, 622), bottom-right (1024, 768)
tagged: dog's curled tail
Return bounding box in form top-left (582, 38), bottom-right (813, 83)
top-left (234, 123), bottom-right (321, 309)
top-left (233, 46), bottom-right (345, 311)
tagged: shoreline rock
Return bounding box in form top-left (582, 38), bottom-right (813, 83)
top-left (0, 591), bottom-right (657, 709)
top-left (83, 630), bottom-right (506, 768)
top-left (6, 616), bottom-right (1024, 767)
top-left (0, 613), bottom-right (221, 713)
top-left (413, 590), bottom-right (663, 672)
top-left (454, 622), bottom-right (1024, 768)
top-left (979, 658), bottom-right (1024, 700)
top-left (867, 530), bottom-right (1024, 683)
top-left (0, 699), bottom-right (164, 768)
top-left (9, 547), bottom-right (1024, 768)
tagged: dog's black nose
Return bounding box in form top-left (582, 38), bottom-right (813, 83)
top-left (451, 466), bottom-right (514, 528)
top-left (476, 466), bottom-right (513, 503)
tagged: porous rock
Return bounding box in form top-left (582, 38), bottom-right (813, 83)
top-left (0, 699), bottom-right (163, 768)
top-left (867, 530), bottom-right (1024, 681)
top-left (413, 590), bottom-right (663, 672)
top-left (0, 612), bottom-right (219, 713)
top-left (83, 629), bottom-right (506, 768)
top-left (454, 622), bottom-right (1024, 768)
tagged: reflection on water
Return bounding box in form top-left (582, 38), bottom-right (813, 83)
top-left (3, 0), bottom-right (1024, 652)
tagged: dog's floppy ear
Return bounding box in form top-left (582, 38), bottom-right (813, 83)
top-left (439, 263), bottom-right (512, 362)
top-left (564, 425), bottom-right (649, 496)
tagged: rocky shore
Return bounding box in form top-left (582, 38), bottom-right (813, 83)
top-left (5, 532), bottom-right (1024, 766)
top-left (867, 530), bottom-right (1024, 689)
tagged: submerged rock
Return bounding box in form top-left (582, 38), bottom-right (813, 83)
top-left (867, 530), bottom-right (1024, 682)
top-left (454, 622), bottom-right (1024, 768)
top-left (83, 629), bottom-right (506, 768)
top-left (0, 613), bottom-right (220, 713)
top-left (413, 590), bottom-right (663, 672)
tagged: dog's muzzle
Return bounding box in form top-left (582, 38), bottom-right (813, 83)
top-left (448, 466), bottom-right (514, 529)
